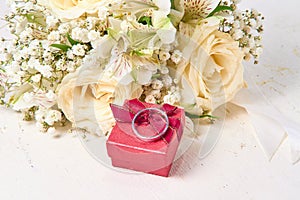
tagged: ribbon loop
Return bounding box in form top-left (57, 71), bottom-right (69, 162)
top-left (110, 99), bottom-right (183, 143)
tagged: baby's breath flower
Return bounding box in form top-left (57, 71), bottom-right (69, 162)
top-left (160, 66), bottom-right (169, 75)
top-left (159, 51), bottom-right (171, 62)
top-left (47, 127), bottom-right (56, 134)
top-left (71, 27), bottom-right (89, 43)
top-left (72, 44), bottom-right (86, 56)
top-left (171, 50), bottom-right (182, 64)
top-left (31, 74), bottom-right (41, 83)
top-left (150, 89), bottom-right (161, 99)
top-left (35, 64), bottom-right (52, 78)
top-left (218, 0), bottom-right (264, 63)
top-left (45, 110), bottom-right (62, 126)
top-left (48, 31), bottom-right (60, 41)
top-left (0, 0), bottom-right (264, 134)
top-left (46, 16), bottom-right (59, 29)
top-left (151, 79), bottom-right (164, 90)
top-left (145, 95), bottom-right (156, 104)
top-left (162, 75), bottom-right (172, 88)
top-left (58, 23), bottom-right (71, 34)
top-left (88, 30), bottom-right (101, 41)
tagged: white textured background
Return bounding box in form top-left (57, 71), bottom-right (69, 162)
top-left (1, 0), bottom-right (300, 199)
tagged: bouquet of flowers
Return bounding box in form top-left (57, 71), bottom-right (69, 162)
top-left (0, 0), bottom-right (264, 135)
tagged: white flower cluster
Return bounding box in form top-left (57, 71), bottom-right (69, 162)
top-left (141, 48), bottom-right (183, 106)
top-left (0, 0), bottom-right (264, 135)
top-left (0, 0), bottom-right (108, 132)
top-left (35, 107), bottom-right (62, 133)
top-left (219, 0), bottom-right (264, 63)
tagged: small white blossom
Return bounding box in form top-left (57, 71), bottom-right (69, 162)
top-left (171, 50), bottom-right (182, 64)
top-left (160, 66), bottom-right (169, 74)
top-left (86, 17), bottom-right (99, 30)
top-left (48, 31), bottom-right (60, 41)
top-left (47, 127), bottom-right (56, 134)
top-left (71, 27), bottom-right (89, 43)
top-left (150, 89), bottom-right (161, 99)
top-left (151, 79), bottom-right (164, 90)
top-left (232, 21), bottom-right (240, 29)
top-left (162, 75), bottom-right (172, 87)
top-left (249, 18), bottom-right (257, 28)
top-left (66, 61), bottom-right (76, 72)
top-left (35, 64), bottom-right (53, 78)
top-left (88, 30), bottom-right (100, 41)
top-left (159, 51), bottom-right (171, 61)
top-left (253, 47), bottom-right (263, 57)
top-left (67, 50), bottom-right (75, 60)
top-left (72, 44), bottom-right (86, 56)
top-left (248, 37), bottom-right (256, 49)
top-left (45, 110), bottom-right (62, 126)
top-left (35, 108), bottom-right (47, 122)
top-left (163, 91), bottom-right (181, 105)
top-left (58, 23), bottom-right (71, 34)
top-left (145, 95), bottom-right (156, 104)
top-left (31, 74), bottom-right (41, 83)
top-left (232, 29), bottom-right (244, 40)
top-left (173, 78), bottom-right (179, 84)
top-left (46, 16), bottom-right (59, 29)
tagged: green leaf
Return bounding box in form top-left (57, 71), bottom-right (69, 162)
top-left (67, 33), bottom-right (80, 46)
top-left (25, 12), bottom-right (46, 27)
top-left (151, 74), bottom-right (161, 79)
top-left (130, 50), bottom-right (145, 57)
top-left (185, 112), bottom-right (218, 119)
top-left (50, 44), bottom-right (71, 52)
top-left (207, 5), bottom-right (233, 18)
top-left (138, 16), bottom-right (152, 26)
top-left (170, 0), bottom-right (175, 9)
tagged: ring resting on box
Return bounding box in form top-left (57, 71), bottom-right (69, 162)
top-left (131, 107), bottom-right (169, 142)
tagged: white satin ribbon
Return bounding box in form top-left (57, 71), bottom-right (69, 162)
top-left (232, 69), bottom-right (300, 164)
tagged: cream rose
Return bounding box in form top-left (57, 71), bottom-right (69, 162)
top-left (57, 65), bottom-right (142, 136)
top-left (176, 18), bottom-right (245, 115)
top-left (38, 0), bottom-right (112, 19)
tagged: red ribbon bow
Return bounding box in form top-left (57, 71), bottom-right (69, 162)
top-left (110, 99), bottom-right (183, 143)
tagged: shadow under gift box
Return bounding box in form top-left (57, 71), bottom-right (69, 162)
top-left (106, 101), bottom-right (185, 177)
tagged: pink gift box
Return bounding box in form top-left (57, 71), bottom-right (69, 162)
top-left (106, 99), bottom-right (185, 177)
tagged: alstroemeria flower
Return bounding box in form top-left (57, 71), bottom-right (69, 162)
top-left (104, 41), bottom-right (159, 86)
top-left (93, 17), bottom-right (161, 86)
top-left (183, 0), bottom-right (220, 21)
top-left (13, 90), bottom-right (57, 111)
top-left (124, 0), bottom-right (176, 45)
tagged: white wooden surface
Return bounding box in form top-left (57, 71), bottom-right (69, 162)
top-left (1, 1), bottom-right (300, 199)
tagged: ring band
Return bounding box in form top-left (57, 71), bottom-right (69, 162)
top-left (131, 108), bottom-right (169, 142)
